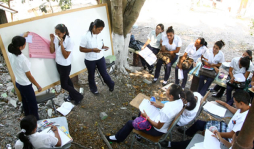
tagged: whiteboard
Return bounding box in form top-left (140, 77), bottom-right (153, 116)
top-left (0, 4), bottom-right (113, 96)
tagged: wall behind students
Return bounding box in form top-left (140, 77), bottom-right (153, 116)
top-left (0, 4), bottom-right (113, 95)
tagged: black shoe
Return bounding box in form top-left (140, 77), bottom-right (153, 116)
top-left (109, 82), bottom-right (115, 92)
top-left (209, 89), bottom-right (217, 93)
top-left (212, 94), bottom-right (222, 98)
top-left (149, 69), bottom-right (153, 74)
top-left (132, 116), bottom-right (137, 120)
top-left (64, 95), bottom-right (72, 102)
top-left (162, 82), bottom-right (168, 86)
top-left (177, 128), bottom-right (184, 134)
top-left (74, 99), bottom-right (82, 105)
top-left (160, 140), bottom-right (168, 147)
top-left (105, 136), bottom-right (120, 143)
top-left (91, 91), bottom-right (99, 95)
top-left (144, 67), bottom-right (147, 70)
top-left (135, 134), bottom-right (142, 142)
top-left (152, 79), bottom-right (157, 83)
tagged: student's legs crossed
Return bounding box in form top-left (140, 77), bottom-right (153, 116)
top-left (85, 59), bottom-right (97, 92)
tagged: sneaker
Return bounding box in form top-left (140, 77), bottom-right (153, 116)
top-left (152, 78), bottom-right (158, 83)
top-left (105, 136), bottom-right (120, 143)
top-left (135, 134), bottom-right (142, 142)
top-left (91, 91), bottom-right (99, 95)
top-left (162, 81), bottom-right (168, 86)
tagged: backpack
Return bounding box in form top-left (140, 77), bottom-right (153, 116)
top-left (132, 116), bottom-right (152, 131)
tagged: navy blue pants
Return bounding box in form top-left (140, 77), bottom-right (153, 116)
top-left (140, 45), bottom-right (160, 70)
top-left (175, 65), bottom-right (194, 88)
top-left (85, 57), bottom-right (114, 93)
top-left (213, 85), bottom-right (226, 97)
top-left (16, 82), bottom-right (39, 120)
top-left (186, 120), bottom-right (207, 137)
top-left (115, 120), bottom-right (164, 142)
top-left (154, 55), bottom-right (179, 82)
top-left (226, 85), bottom-right (242, 106)
top-left (198, 75), bottom-right (215, 96)
top-left (171, 140), bottom-right (191, 149)
top-left (56, 64), bottom-right (83, 102)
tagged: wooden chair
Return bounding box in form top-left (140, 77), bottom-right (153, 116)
top-left (130, 106), bottom-right (186, 149)
top-left (180, 91), bottom-right (210, 140)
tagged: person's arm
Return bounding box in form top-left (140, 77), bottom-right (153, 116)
top-left (211, 63), bottom-right (222, 68)
top-left (229, 67), bottom-right (234, 83)
top-left (220, 131), bottom-right (235, 139)
top-left (141, 110), bottom-right (165, 129)
top-left (25, 71), bottom-right (42, 92)
top-left (213, 130), bottom-right (232, 148)
top-left (244, 71), bottom-right (250, 79)
top-left (79, 47), bottom-right (101, 53)
top-left (150, 101), bottom-right (164, 109)
top-left (58, 38), bottom-right (71, 59)
top-left (163, 47), bottom-right (181, 54)
top-left (141, 39), bottom-right (151, 50)
top-left (51, 126), bottom-right (61, 147)
top-left (215, 100), bottom-right (237, 114)
top-left (49, 34), bottom-right (55, 54)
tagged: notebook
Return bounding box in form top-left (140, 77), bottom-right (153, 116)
top-left (203, 102), bottom-right (227, 117)
top-left (56, 102), bottom-right (74, 116)
top-left (139, 99), bottom-right (160, 121)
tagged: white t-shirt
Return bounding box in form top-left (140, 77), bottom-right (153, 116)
top-left (54, 35), bottom-right (73, 66)
top-left (147, 30), bottom-right (163, 49)
top-left (80, 31), bottom-right (104, 61)
top-left (8, 53), bottom-right (31, 86)
top-left (227, 109), bottom-right (249, 142)
top-left (177, 92), bottom-right (202, 126)
top-left (15, 132), bottom-right (58, 149)
top-left (230, 57), bottom-right (252, 75)
top-left (184, 43), bottom-right (207, 62)
top-left (154, 99), bottom-right (183, 133)
top-left (203, 49), bottom-right (225, 64)
top-left (161, 35), bottom-right (182, 54)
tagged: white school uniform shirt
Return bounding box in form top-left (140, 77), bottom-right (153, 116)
top-left (177, 92), bottom-right (202, 126)
top-left (161, 35), bottom-right (182, 55)
top-left (8, 53), bottom-right (31, 86)
top-left (227, 109), bottom-right (249, 143)
top-left (203, 48), bottom-right (225, 64)
top-left (154, 99), bottom-right (183, 133)
top-left (80, 31), bottom-right (104, 61)
top-left (230, 57), bottom-right (252, 75)
top-left (184, 43), bottom-right (207, 62)
top-left (15, 132), bottom-right (58, 149)
top-left (54, 35), bottom-right (73, 66)
top-left (147, 30), bottom-right (163, 49)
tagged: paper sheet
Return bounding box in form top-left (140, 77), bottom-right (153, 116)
top-left (233, 73), bottom-right (246, 82)
top-left (139, 99), bottom-right (160, 121)
top-left (138, 47), bottom-right (157, 65)
top-left (203, 102), bottom-right (227, 117)
top-left (178, 69), bottom-right (184, 80)
top-left (204, 129), bottom-right (221, 149)
top-left (28, 32), bottom-right (56, 59)
top-left (56, 102), bottom-right (74, 116)
top-left (26, 35), bottom-right (33, 43)
top-left (190, 142), bottom-right (204, 149)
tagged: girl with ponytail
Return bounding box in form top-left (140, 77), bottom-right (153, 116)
top-left (106, 84), bottom-right (183, 143)
top-left (49, 24), bottom-right (83, 105)
top-left (15, 115), bottom-right (61, 149)
top-left (8, 33), bottom-right (42, 120)
top-left (79, 19), bottom-right (114, 95)
top-left (198, 40), bottom-right (225, 96)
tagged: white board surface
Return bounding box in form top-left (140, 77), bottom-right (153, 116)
top-left (0, 4), bottom-right (113, 94)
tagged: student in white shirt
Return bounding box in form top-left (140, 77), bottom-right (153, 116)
top-left (80, 19), bottom-right (114, 95)
top-left (175, 37), bottom-right (208, 88)
top-left (50, 24), bottom-right (83, 105)
top-left (177, 91), bottom-right (202, 126)
top-left (8, 34), bottom-right (42, 120)
top-left (153, 26), bottom-right (182, 86)
top-left (161, 90), bottom-right (250, 149)
top-left (106, 84), bottom-right (184, 143)
top-left (140, 24), bottom-right (164, 74)
top-left (198, 40), bottom-right (225, 96)
top-left (15, 115), bottom-right (61, 149)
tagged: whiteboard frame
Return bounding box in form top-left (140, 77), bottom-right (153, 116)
top-left (0, 4), bottom-right (113, 100)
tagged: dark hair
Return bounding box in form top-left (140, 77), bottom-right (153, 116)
top-left (233, 90), bottom-right (250, 105)
top-left (166, 26), bottom-right (174, 34)
top-left (157, 23), bottom-right (164, 31)
top-left (18, 115), bottom-right (37, 149)
top-left (198, 37), bottom-right (208, 47)
top-left (245, 50), bottom-right (252, 61)
top-left (215, 40), bottom-right (225, 49)
top-left (88, 19), bottom-right (105, 35)
top-left (180, 90), bottom-right (196, 110)
top-left (55, 24), bottom-right (69, 40)
top-left (168, 84), bottom-right (183, 100)
top-left (240, 56), bottom-right (251, 71)
top-left (8, 36), bottom-right (25, 56)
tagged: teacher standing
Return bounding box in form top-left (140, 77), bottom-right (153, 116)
top-left (50, 24), bottom-right (83, 105)
top-left (79, 19), bottom-right (114, 95)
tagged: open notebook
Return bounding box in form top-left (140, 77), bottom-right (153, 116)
top-left (139, 99), bottom-right (160, 121)
top-left (42, 127), bottom-right (72, 147)
top-left (203, 102), bottom-right (227, 117)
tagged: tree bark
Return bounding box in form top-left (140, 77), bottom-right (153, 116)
top-left (111, 0), bottom-right (123, 34)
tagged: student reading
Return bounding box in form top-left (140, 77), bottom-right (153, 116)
top-left (106, 84), bottom-right (183, 143)
top-left (50, 24), bottom-right (83, 105)
top-left (15, 115), bottom-right (61, 149)
top-left (8, 33), bottom-right (42, 120)
top-left (79, 19), bottom-right (114, 95)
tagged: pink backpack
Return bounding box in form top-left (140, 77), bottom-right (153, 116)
top-left (132, 116), bottom-right (152, 131)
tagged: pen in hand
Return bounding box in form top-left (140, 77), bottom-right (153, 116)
top-left (47, 125), bottom-right (59, 133)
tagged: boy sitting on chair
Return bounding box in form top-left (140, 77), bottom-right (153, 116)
top-left (160, 90), bottom-right (250, 149)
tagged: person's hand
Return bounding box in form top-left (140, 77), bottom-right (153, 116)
top-left (215, 100), bottom-right (226, 106)
top-left (212, 130), bottom-right (222, 140)
top-left (50, 34), bottom-right (55, 41)
top-left (178, 65), bottom-right (182, 69)
top-left (230, 78), bottom-right (234, 84)
top-left (141, 110), bottom-right (148, 118)
top-left (141, 46), bottom-right (145, 50)
top-left (23, 31), bottom-right (29, 37)
top-left (214, 67), bottom-right (219, 73)
top-left (102, 46), bottom-right (109, 51)
top-left (36, 85), bottom-right (42, 92)
top-left (92, 48), bottom-right (101, 53)
top-left (151, 101), bottom-right (159, 108)
top-left (51, 125), bottom-right (58, 133)
top-left (59, 38), bottom-right (64, 45)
